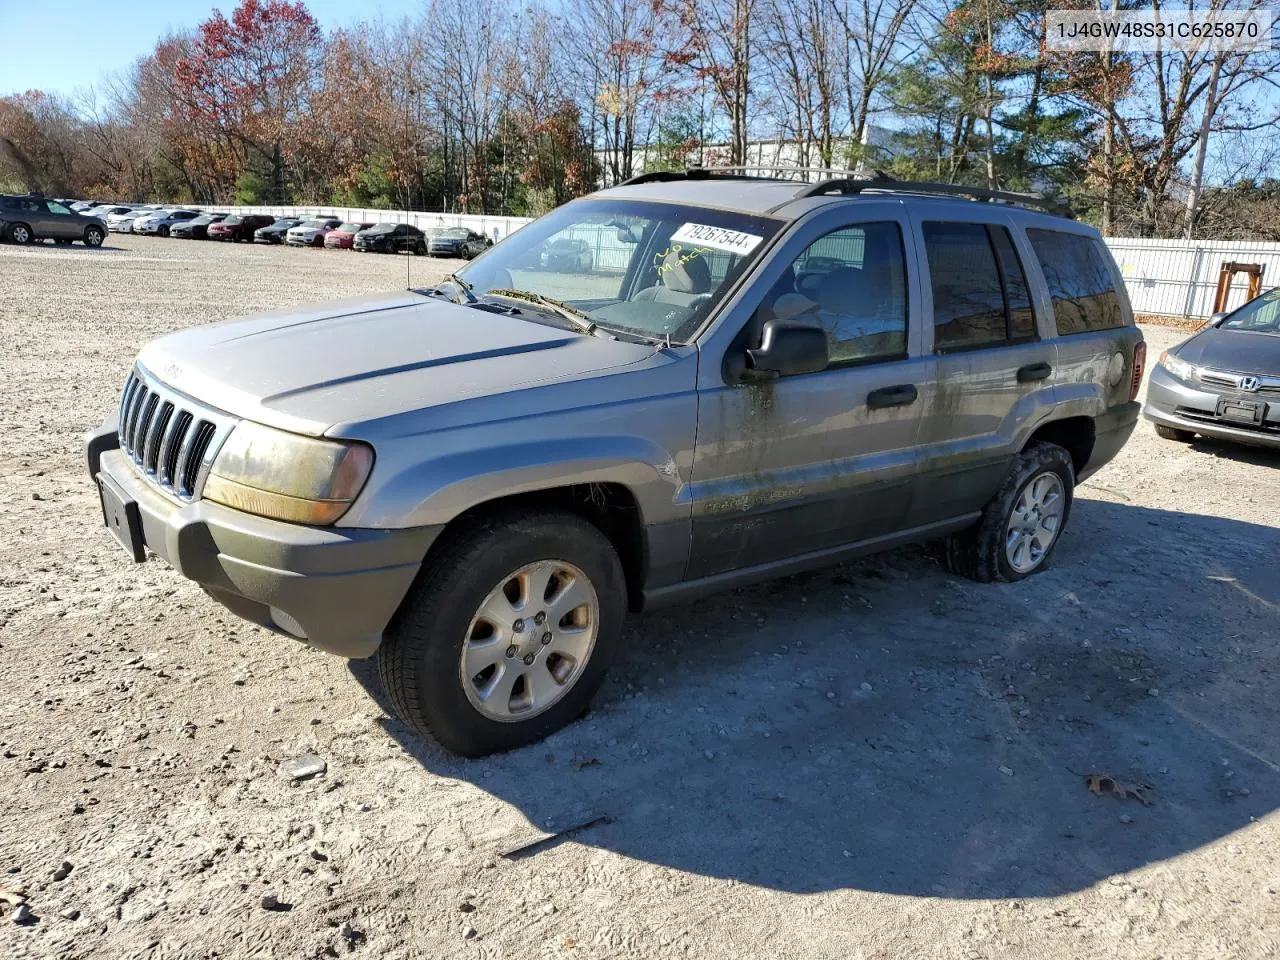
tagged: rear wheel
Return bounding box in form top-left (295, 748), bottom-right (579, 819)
top-left (8, 222), bottom-right (33, 245)
top-left (946, 441), bottom-right (1075, 583)
top-left (377, 510), bottom-right (627, 756)
top-left (415, 241), bottom-right (426, 256)
top-left (83, 226), bottom-right (104, 248)
top-left (1155, 424), bottom-right (1195, 442)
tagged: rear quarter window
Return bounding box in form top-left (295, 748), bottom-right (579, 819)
top-left (1026, 228), bottom-right (1125, 335)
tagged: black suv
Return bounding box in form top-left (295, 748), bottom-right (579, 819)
top-left (0, 194), bottom-right (107, 247)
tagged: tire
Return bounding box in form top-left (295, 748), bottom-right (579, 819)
top-left (377, 510), bottom-right (627, 756)
top-left (946, 441), bottom-right (1075, 583)
top-left (83, 226), bottom-right (104, 248)
top-left (415, 242), bottom-right (426, 256)
top-left (1155, 424), bottom-right (1195, 442)
top-left (8, 222), bottom-right (33, 245)
top-left (159, 225), bottom-right (170, 237)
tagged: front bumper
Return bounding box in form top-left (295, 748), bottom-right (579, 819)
top-left (1143, 365), bottom-right (1280, 449)
top-left (86, 423), bottom-right (441, 658)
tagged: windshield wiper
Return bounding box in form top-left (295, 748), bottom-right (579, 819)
top-left (445, 272), bottom-right (476, 303)
top-left (414, 272), bottom-right (476, 304)
top-left (484, 289), bottom-right (599, 335)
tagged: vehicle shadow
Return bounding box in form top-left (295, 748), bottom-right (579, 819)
top-left (0, 240), bottom-right (121, 253)
top-left (1185, 434), bottom-right (1280, 467)
top-left (348, 500), bottom-right (1280, 897)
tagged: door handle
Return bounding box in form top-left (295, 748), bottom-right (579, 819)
top-left (867, 384), bottom-right (918, 409)
top-left (1017, 362), bottom-right (1052, 383)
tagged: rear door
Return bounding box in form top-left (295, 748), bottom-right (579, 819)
top-left (905, 213), bottom-right (1055, 527)
top-left (688, 203), bottom-right (930, 578)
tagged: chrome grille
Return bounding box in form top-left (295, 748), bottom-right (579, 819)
top-left (1196, 368), bottom-right (1280, 396)
top-left (116, 367), bottom-right (234, 500)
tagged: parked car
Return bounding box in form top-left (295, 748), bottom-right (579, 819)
top-left (86, 170), bottom-right (1143, 757)
top-left (286, 218), bottom-right (343, 247)
top-left (134, 209), bottom-right (201, 236)
top-left (107, 207), bottom-right (159, 232)
top-left (253, 218), bottom-right (303, 244)
top-left (1143, 287), bottom-right (1280, 449)
top-left (428, 226), bottom-right (492, 259)
top-left (0, 194), bottom-right (106, 246)
top-left (323, 222), bottom-right (374, 249)
top-left (539, 236), bottom-right (593, 272)
top-left (353, 222), bottom-right (426, 254)
top-left (208, 214), bottom-right (276, 242)
top-left (169, 213), bottom-right (227, 240)
top-left (80, 204), bottom-right (136, 220)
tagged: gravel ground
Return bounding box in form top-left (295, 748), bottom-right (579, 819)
top-left (1, 234), bottom-right (1278, 959)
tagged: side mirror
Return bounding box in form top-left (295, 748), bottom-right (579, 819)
top-left (739, 320), bottom-right (829, 381)
top-left (1209, 311), bottom-right (1229, 325)
top-left (615, 225), bottom-right (639, 244)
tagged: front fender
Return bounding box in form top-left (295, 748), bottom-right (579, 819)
top-left (343, 434), bottom-right (689, 530)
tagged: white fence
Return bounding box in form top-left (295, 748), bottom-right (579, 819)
top-left (1104, 237), bottom-right (1280, 319)
top-left (209, 204), bottom-right (1279, 320)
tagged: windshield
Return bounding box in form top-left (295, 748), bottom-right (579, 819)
top-left (454, 198), bottom-right (782, 343)
top-left (300, 220), bottom-right (328, 228)
top-left (222, 216), bottom-right (242, 224)
top-left (368, 223), bottom-right (397, 233)
top-left (1219, 288), bottom-right (1280, 334)
top-left (441, 227), bottom-right (469, 238)
top-left (337, 222), bottom-right (363, 232)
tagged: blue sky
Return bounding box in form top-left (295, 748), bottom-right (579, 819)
top-left (0, 0), bottom-right (425, 98)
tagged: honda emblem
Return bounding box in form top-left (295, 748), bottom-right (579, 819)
top-left (1239, 376), bottom-right (1261, 392)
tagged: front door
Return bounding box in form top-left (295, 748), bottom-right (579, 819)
top-left (688, 211), bottom-right (930, 579)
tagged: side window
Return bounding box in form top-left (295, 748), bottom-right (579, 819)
top-left (1026, 229), bottom-right (1124, 334)
top-left (989, 228), bottom-right (1036, 340)
top-left (47, 201), bottom-right (71, 215)
top-left (924, 222), bottom-right (1039, 350)
top-left (759, 221), bottom-right (908, 365)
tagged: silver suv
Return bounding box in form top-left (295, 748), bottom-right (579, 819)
top-left (0, 194), bottom-right (106, 246)
top-left (86, 171), bottom-right (1144, 756)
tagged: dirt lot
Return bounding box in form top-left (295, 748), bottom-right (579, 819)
top-left (1, 234), bottom-right (1278, 960)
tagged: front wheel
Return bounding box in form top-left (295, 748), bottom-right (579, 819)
top-left (946, 441), bottom-right (1075, 583)
top-left (158, 225), bottom-right (170, 237)
top-left (414, 241), bottom-right (426, 256)
top-left (377, 510), bottom-right (627, 756)
top-left (83, 226), bottom-right (104, 247)
top-left (1155, 424), bottom-right (1195, 442)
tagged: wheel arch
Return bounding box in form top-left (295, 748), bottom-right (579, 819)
top-left (414, 482), bottom-right (650, 612)
top-left (1023, 415), bottom-right (1096, 477)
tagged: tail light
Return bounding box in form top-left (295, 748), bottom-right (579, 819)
top-left (1130, 341), bottom-right (1147, 401)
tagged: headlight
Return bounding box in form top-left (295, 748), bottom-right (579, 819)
top-left (203, 421), bottom-right (373, 525)
top-left (1158, 350), bottom-right (1195, 383)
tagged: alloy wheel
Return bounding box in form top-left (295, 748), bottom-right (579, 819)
top-left (459, 560), bottom-right (599, 722)
top-left (1004, 472), bottom-right (1066, 574)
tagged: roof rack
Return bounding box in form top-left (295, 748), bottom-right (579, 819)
top-left (796, 173), bottom-right (1073, 218)
top-left (617, 164), bottom-right (1071, 218)
top-left (617, 167), bottom-right (798, 186)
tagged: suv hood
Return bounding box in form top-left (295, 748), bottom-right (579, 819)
top-left (136, 292), bottom-right (655, 436)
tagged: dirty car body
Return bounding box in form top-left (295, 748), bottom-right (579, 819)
top-left (87, 173), bottom-right (1143, 755)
